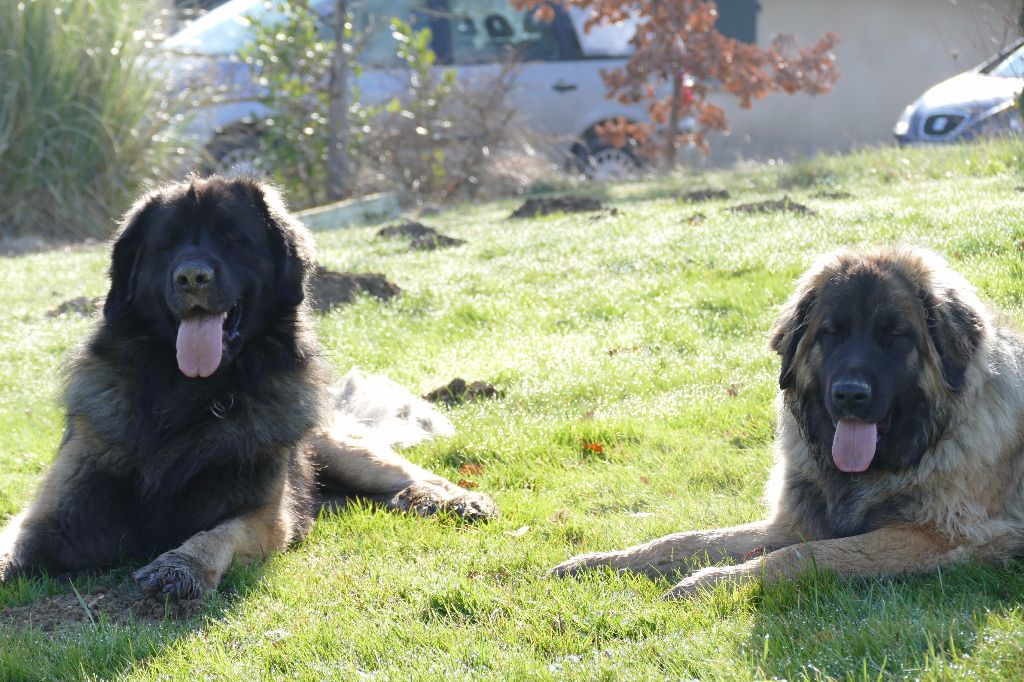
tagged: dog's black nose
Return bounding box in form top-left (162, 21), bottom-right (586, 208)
top-left (831, 380), bottom-right (872, 410)
top-left (173, 261), bottom-right (215, 292)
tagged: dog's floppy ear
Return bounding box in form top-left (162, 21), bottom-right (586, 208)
top-left (237, 178), bottom-right (314, 308)
top-left (922, 287), bottom-right (983, 392)
top-left (770, 284), bottom-right (817, 390)
top-left (103, 193), bottom-right (158, 321)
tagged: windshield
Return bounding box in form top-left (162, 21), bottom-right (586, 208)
top-left (163, 0), bottom-right (330, 55)
top-left (989, 44), bottom-right (1024, 78)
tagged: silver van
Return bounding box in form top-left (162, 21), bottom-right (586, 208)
top-left (163, 0), bottom-right (649, 178)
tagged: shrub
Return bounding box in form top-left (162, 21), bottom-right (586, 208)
top-left (241, 6), bottom-right (554, 207)
top-left (0, 0), bottom-right (188, 240)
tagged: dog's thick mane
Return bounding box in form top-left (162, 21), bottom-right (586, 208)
top-left (64, 175), bottom-right (333, 498)
top-left (768, 247), bottom-right (1000, 541)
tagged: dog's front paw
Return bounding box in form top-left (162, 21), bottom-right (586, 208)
top-left (663, 565), bottom-right (745, 600)
top-left (133, 551), bottom-right (212, 600)
top-left (549, 551), bottom-right (625, 578)
top-left (392, 483), bottom-right (498, 522)
top-left (444, 490), bottom-right (498, 522)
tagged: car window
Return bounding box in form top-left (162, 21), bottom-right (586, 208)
top-left (344, 1), bottom-right (436, 67)
top-left (566, 8), bottom-right (635, 58)
top-left (164, 0), bottom-right (435, 65)
top-left (163, 0), bottom-right (333, 55)
top-left (441, 0), bottom-right (563, 64)
top-left (991, 45), bottom-right (1024, 78)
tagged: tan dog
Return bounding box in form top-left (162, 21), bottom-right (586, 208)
top-left (553, 248), bottom-right (1024, 598)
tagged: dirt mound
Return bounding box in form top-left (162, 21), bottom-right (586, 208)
top-left (0, 586), bottom-right (200, 631)
top-left (682, 188), bottom-right (730, 202)
top-left (726, 196), bottom-right (817, 216)
top-left (424, 378), bottom-right (503, 406)
top-left (377, 220), bottom-right (466, 251)
top-left (309, 266), bottom-right (401, 312)
top-left (377, 220), bottom-right (437, 239)
top-left (410, 234), bottom-right (466, 251)
top-left (813, 189), bottom-right (853, 200)
top-left (589, 207), bottom-right (622, 221)
top-left (46, 295), bottom-right (101, 318)
top-left (510, 196), bottom-right (603, 219)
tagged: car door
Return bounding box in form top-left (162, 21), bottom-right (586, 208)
top-left (433, 0), bottom-right (584, 139)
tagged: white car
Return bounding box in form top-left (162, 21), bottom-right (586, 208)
top-left (163, 0), bottom-right (650, 178)
top-left (894, 38), bottom-right (1024, 145)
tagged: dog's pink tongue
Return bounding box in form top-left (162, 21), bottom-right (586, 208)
top-left (832, 419), bottom-right (877, 473)
top-left (176, 313), bottom-right (226, 378)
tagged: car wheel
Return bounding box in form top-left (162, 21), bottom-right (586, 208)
top-left (206, 126), bottom-right (264, 175)
top-left (582, 143), bottom-right (641, 182)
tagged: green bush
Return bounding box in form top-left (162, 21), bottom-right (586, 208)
top-left (0, 0), bottom-right (187, 241)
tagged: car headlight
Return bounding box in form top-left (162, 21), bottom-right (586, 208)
top-left (893, 104), bottom-right (913, 136)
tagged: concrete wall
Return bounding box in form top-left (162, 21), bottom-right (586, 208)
top-left (708, 0), bottom-right (1020, 162)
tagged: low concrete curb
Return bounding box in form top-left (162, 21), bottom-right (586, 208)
top-left (296, 192), bottom-right (400, 232)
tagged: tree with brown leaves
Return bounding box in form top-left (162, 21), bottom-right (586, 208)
top-left (514, 0), bottom-right (839, 168)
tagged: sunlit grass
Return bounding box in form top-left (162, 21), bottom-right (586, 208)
top-left (2, 141), bottom-right (1024, 679)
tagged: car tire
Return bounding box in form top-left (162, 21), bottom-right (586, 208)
top-left (585, 144), bottom-right (642, 181)
top-left (206, 126), bottom-right (264, 175)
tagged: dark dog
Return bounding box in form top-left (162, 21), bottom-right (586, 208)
top-left (0, 175), bottom-right (496, 598)
top-left (552, 247), bottom-right (1024, 598)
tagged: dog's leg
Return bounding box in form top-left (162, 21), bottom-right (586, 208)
top-left (550, 520), bottom-right (802, 579)
top-left (133, 505), bottom-right (294, 600)
top-left (664, 524), bottom-right (964, 599)
top-left (0, 512), bottom-right (26, 581)
top-left (309, 431), bottom-right (498, 522)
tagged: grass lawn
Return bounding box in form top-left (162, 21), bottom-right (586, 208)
top-left (3, 141), bottom-right (1024, 680)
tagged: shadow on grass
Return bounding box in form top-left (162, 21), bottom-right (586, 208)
top-left (743, 560), bottom-right (1024, 679)
top-left (0, 559), bottom-right (272, 679)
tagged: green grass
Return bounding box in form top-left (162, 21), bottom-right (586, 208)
top-left (3, 141), bottom-right (1024, 679)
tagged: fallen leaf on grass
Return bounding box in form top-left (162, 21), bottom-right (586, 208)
top-left (459, 463), bottom-right (484, 476)
top-left (580, 441), bottom-right (604, 454)
top-left (458, 479), bottom-right (480, 489)
top-left (726, 382), bottom-right (741, 397)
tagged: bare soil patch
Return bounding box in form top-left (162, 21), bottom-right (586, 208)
top-left (424, 378), bottom-right (503, 406)
top-left (510, 196), bottom-right (603, 219)
top-left (726, 196), bottom-right (817, 216)
top-left (0, 586), bottom-right (200, 631)
top-left (309, 266), bottom-right (401, 312)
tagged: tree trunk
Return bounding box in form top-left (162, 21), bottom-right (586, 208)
top-left (327, 0), bottom-right (350, 200)
top-left (663, 71), bottom-right (682, 170)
